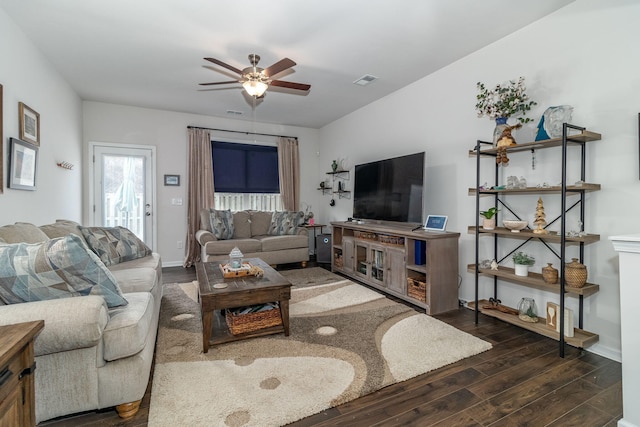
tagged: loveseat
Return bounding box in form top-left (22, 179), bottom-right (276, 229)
top-left (195, 209), bottom-right (309, 266)
top-left (0, 220), bottom-right (161, 423)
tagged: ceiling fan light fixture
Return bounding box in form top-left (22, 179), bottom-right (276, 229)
top-left (243, 80), bottom-right (268, 97)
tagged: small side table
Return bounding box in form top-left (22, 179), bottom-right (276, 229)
top-left (0, 320), bottom-right (44, 427)
top-left (304, 224), bottom-right (326, 256)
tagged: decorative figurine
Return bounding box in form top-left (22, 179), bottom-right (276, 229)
top-left (533, 197), bottom-right (549, 234)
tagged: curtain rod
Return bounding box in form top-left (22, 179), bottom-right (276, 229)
top-left (187, 126), bottom-right (297, 140)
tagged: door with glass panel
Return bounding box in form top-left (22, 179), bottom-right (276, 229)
top-left (91, 144), bottom-right (155, 249)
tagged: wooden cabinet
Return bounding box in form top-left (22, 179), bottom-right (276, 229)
top-left (331, 221), bottom-right (459, 315)
top-left (468, 125), bottom-right (601, 356)
top-left (0, 321), bottom-right (44, 427)
top-left (352, 240), bottom-right (406, 292)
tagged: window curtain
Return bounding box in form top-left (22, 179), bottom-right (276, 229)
top-left (277, 137), bottom-right (300, 211)
top-left (183, 128), bottom-right (215, 267)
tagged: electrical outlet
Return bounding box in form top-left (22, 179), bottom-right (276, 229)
top-left (177, 240), bottom-right (183, 249)
top-left (458, 299), bottom-right (468, 307)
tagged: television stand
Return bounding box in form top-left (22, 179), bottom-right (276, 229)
top-left (330, 221), bottom-right (460, 315)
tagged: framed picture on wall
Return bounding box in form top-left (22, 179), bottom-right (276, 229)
top-left (164, 174), bottom-right (180, 186)
top-left (9, 138), bottom-right (38, 190)
top-left (19, 102), bottom-right (40, 146)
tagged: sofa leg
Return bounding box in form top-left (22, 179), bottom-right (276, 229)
top-left (116, 400), bottom-right (141, 419)
top-left (301, 261), bottom-right (307, 268)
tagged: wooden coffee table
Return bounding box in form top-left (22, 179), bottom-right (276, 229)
top-left (195, 258), bottom-right (291, 353)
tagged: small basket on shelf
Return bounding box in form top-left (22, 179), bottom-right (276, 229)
top-left (378, 234), bottom-right (405, 245)
top-left (354, 231), bottom-right (377, 240)
top-left (334, 253), bottom-right (344, 268)
top-left (407, 275), bottom-right (427, 303)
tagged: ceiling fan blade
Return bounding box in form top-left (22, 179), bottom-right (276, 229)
top-left (263, 58), bottom-right (296, 78)
top-left (270, 80), bottom-right (311, 91)
top-left (199, 80), bottom-right (239, 86)
top-left (204, 57), bottom-right (242, 75)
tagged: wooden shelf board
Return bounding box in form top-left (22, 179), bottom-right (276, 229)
top-left (468, 300), bottom-right (599, 348)
top-left (467, 264), bottom-right (600, 297)
top-left (468, 183), bottom-right (601, 195)
top-left (467, 226), bottom-right (600, 244)
top-left (467, 130), bottom-right (602, 157)
top-left (406, 264), bottom-right (427, 274)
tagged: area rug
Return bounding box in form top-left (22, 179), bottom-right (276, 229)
top-left (148, 267), bottom-right (491, 427)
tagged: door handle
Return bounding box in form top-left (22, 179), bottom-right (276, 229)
top-left (145, 203), bottom-right (152, 216)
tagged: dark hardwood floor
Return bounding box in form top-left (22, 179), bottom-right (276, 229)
top-left (41, 263), bottom-right (622, 427)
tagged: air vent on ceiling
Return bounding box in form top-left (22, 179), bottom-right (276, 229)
top-left (353, 74), bottom-right (378, 86)
top-left (226, 110), bottom-right (243, 115)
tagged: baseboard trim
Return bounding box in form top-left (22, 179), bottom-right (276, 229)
top-left (161, 260), bottom-right (184, 268)
top-left (618, 418), bottom-right (638, 427)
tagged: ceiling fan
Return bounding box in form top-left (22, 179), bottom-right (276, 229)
top-left (200, 54), bottom-right (311, 98)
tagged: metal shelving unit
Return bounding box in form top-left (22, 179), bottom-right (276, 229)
top-left (469, 125), bottom-right (601, 357)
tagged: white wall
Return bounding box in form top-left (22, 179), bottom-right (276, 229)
top-left (318, 0), bottom-right (640, 361)
top-left (0, 7), bottom-right (82, 225)
top-left (82, 102), bottom-right (322, 266)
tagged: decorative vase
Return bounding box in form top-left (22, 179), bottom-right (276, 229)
top-left (331, 160), bottom-right (338, 172)
top-left (493, 117), bottom-right (509, 146)
top-left (565, 258), bottom-right (587, 288)
top-left (517, 297), bottom-right (539, 323)
top-left (482, 218), bottom-right (496, 230)
top-left (542, 263), bottom-right (559, 284)
top-left (514, 263), bottom-right (529, 277)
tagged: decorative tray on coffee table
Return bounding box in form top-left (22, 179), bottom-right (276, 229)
top-left (219, 262), bottom-right (265, 279)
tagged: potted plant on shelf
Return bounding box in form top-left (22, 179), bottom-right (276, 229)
top-left (475, 76), bottom-right (537, 147)
top-left (513, 251), bottom-right (535, 276)
top-left (479, 207), bottom-right (499, 230)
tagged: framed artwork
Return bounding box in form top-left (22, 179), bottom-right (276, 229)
top-left (164, 174), bottom-right (180, 186)
top-left (9, 138), bottom-right (38, 190)
top-left (19, 102), bottom-right (40, 146)
top-left (0, 84), bottom-right (3, 194)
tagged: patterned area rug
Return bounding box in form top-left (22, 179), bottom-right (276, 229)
top-left (148, 268), bottom-right (491, 427)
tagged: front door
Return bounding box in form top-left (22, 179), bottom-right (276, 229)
top-left (91, 143), bottom-right (155, 250)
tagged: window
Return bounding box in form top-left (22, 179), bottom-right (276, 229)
top-left (212, 141), bottom-right (283, 211)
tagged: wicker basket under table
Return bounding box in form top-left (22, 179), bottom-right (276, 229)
top-left (225, 306), bottom-right (282, 335)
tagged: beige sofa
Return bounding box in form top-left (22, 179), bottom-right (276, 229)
top-left (195, 209), bottom-right (309, 266)
top-left (0, 221), bottom-right (161, 423)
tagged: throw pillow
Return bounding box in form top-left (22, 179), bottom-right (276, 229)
top-left (250, 211), bottom-right (272, 236)
top-left (79, 226), bottom-right (152, 266)
top-left (0, 234), bottom-right (127, 308)
top-left (232, 211), bottom-right (251, 238)
top-left (39, 219), bottom-right (87, 246)
top-left (0, 222), bottom-right (49, 244)
top-left (268, 211), bottom-right (304, 236)
top-left (209, 209), bottom-right (235, 240)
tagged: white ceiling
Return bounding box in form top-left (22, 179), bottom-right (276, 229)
top-left (1, 0), bottom-right (574, 129)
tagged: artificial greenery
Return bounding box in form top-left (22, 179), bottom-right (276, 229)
top-left (479, 207), bottom-right (499, 219)
top-left (475, 76), bottom-right (537, 124)
top-left (512, 251), bottom-right (535, 266)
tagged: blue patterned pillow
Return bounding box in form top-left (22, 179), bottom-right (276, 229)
top-left (209, 209), bottom-right (234, 240)
top-left (268, 211), bottom-right (304, 236)
top-left (79, 226), bottom-right (151, 266)
top-left (0, 234), bottom-right (127, 308)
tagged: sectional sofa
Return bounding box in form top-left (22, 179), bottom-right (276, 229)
top-left (0, 220), bottom-right (161, 423)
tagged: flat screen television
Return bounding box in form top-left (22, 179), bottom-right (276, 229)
top-left (353, 152), bottom-right (425, 224)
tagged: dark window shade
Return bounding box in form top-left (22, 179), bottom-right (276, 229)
top-left (212, 141), bottom-right (280, 193)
